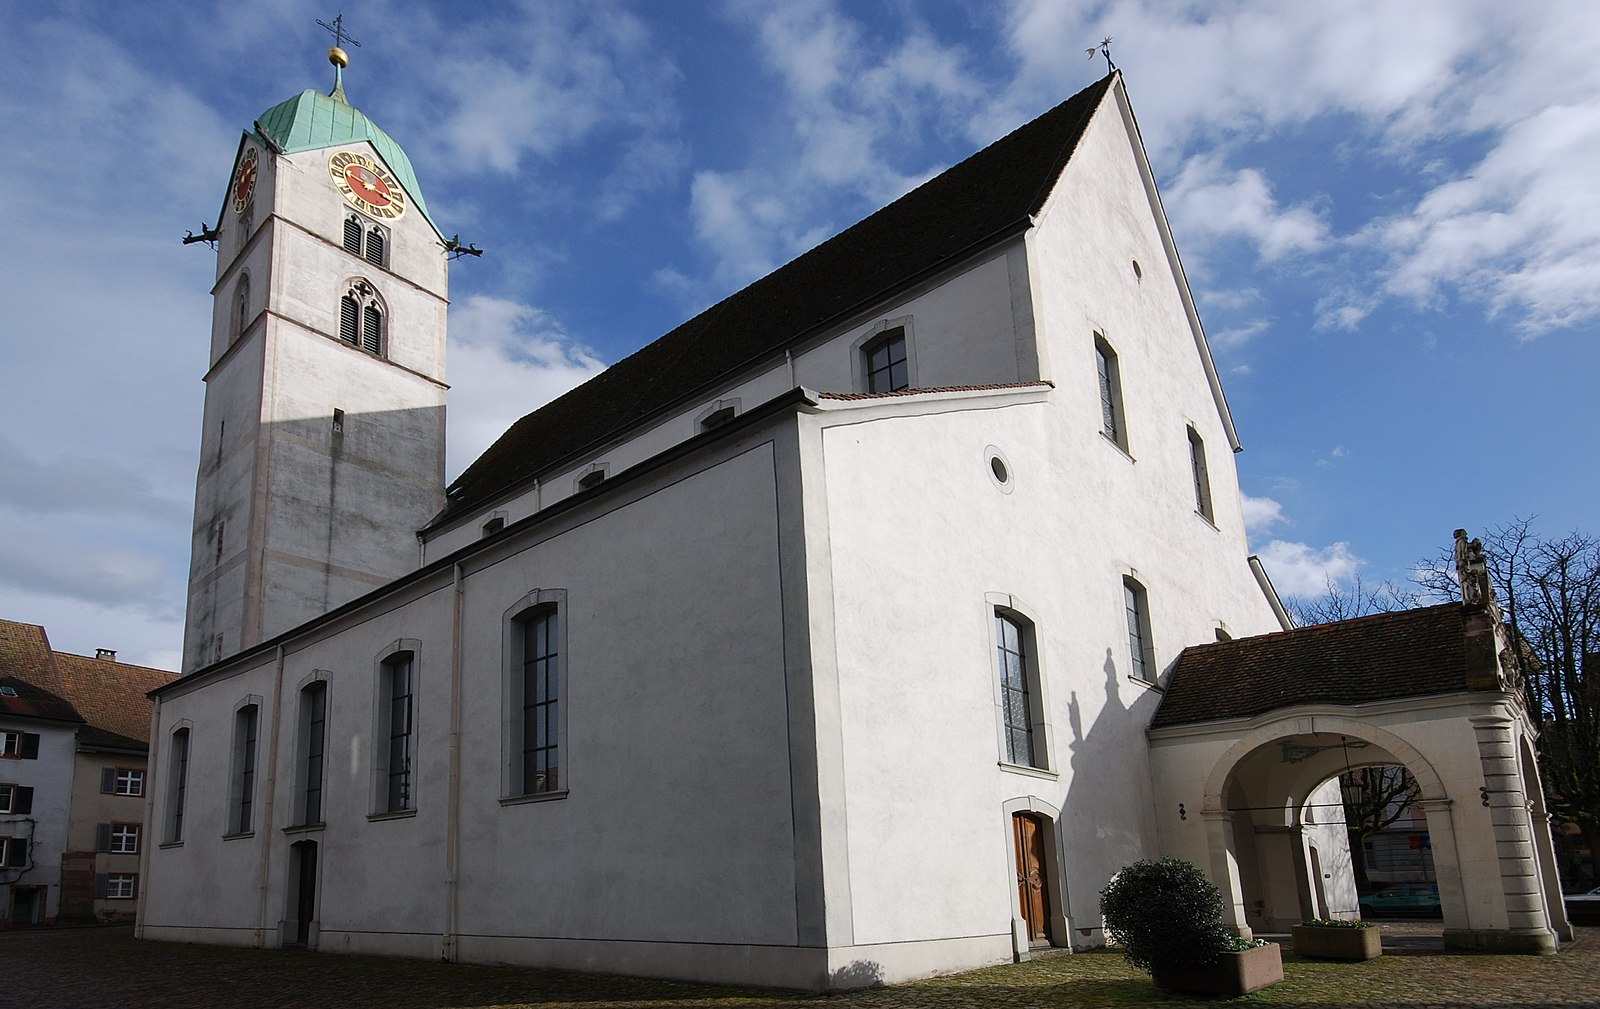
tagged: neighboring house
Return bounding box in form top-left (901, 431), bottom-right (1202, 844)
top-left (140, 49), bottom-right (1569, 988)
top-left (1, 619), bottom-right (85, 926)
top-left (0, 620), bottom-right (175, 927)
top-left (56, 650), bottom-right (177, 922)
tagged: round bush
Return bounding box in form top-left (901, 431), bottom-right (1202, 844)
top-left (1099, 858), bottom-right (1234, 972)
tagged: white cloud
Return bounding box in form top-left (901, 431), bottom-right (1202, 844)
top-left (1167, 155), bottom-right (1327, 262)
top-left (1211, 319), bottom-right (1269, 350)
top-left (1256, 540), bottom-right (1364, 598)
top-left (445, 296), bottom-right (607, 480)
top-left (1240, 494), bottom-right (1286, 538)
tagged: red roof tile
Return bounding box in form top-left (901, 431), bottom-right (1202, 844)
top-left (55, 652), bottom-right (176, 751)
top-left (0, 618), bottom-right (83, 725)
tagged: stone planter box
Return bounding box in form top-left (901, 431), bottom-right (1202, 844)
top-left (1292, 923), bottom-right (1382, 961)
top-left (1152, 942), bottom-right (1283, 996)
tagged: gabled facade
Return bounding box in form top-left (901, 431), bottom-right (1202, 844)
top-left (143, 68), bottom-right (1301, 988)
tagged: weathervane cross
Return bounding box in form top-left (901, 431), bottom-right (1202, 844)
top-left (316, 12), bottom-right (362, 51)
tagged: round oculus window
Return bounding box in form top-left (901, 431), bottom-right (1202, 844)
top-left (985, 447), bottom-right (1013, 492)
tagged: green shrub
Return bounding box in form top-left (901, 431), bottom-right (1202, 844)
top-left (1099, 858), bottom-right (1236, 972)
top-left (1298, 917), bottom-right (1372, 929)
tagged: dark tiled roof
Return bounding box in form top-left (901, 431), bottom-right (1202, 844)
top-left (1151, 604), bottom-right (1471, 728)
top-left (0, 618), bottom-right (83, 725)
top-left (55, 652), bottom-right (177, 751)
top-left (818, 381), bottom-right (1053, 401)
top-left (434, 75), bottom-right (1117, 527)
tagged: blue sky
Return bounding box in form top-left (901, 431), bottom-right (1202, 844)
top-left (1, 0), bottom-right (1596, 669)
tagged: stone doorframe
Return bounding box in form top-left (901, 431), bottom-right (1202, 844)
top-left (1000, 795), bottom-right (1069, 960)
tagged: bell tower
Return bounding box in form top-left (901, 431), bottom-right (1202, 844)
top-left (182, 42), bottom-right (448, 672)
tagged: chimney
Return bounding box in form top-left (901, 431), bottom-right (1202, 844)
top-left (95, 648), bottom-right (116, 661)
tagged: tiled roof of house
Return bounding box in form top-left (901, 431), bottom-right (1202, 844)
top-left (0, 618), bottom-right (83, 725)
top-left (433, 75), bottom-right (1117, 528)
top-left (1151, 604), bottom-right (1472, 729)
top-left (55, 652), bottom-right (177, 751)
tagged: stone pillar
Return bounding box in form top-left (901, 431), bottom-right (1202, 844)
top-left (1414, 798), bottom-right (1468, 931)
top-left (1202, 810), bottom-right (1252, 940)
top-left (1445, 715), bottom-right (1556, 954)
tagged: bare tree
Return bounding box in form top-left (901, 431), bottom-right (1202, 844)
top-left (1286, 574), bottom-right (1419, 627)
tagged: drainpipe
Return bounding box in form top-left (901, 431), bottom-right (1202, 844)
top-left (256, 644), bottom-right (287, 946)
top-left (443, 562), bottom-right (465, 961)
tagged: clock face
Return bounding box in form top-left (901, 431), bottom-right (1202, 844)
top-left (328, 150), bottom-right (407, 220)
top-left (232, 147), bottom-right (258, 214)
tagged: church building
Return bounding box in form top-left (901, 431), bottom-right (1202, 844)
top-left (138, 46), bottom-right (1568, 988)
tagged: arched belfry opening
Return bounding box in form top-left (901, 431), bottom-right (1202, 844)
top-left (1146, 534), bottom-right (1572, 954)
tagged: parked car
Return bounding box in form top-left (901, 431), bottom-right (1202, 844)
top-left (1565, 887), bottom-right (1600, 924)
top-left (1359, 883), bottom-right (1442, 918)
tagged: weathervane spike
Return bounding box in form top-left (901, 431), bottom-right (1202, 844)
top-left (316, 12), bottom-right (362, 51)
top-left (316, 12), bottom-right (361, 100)
top-left (1086, 36), bottom-right (1117, 74)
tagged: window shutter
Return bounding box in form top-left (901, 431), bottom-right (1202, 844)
top-left (339, 295), bottom-right (360, 345)
top-left (15, 786), bottom-right (32, 814)
top-left (93, 873), bottom-right (107, 899)
top-left (101, 767), bottom-right (116, 793)
top-left (20, 732), bottom-right (39, 759)
top-left (343, 216), bottom-right (362, 254)
top-left (364, 228), bottom-right (385, 266)
top-left (131, 875), bottom-right (140, 900)
top-left (362, 305), bottom-right (382, 355)
top-left (95, 823), bottom-right (112, 853)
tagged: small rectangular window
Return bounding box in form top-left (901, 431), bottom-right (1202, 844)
top-left (1, 836), bottom-right (26, 868)
top-left (520, 609), bottom-right (560, 795)
top-left (106, 873), bottom-right (138, 899)
top-left (300, 683), bottom-right (327, 825)
top-left (1188, 426), bottom-right (1213, 521)
top-left (1095, 335), bottom-right (1126, 448)
top-left (231, 706), bottom-right (259, 834)
top-left (1124, 578), bottom-right (1153, 682)
top-left (384, 654), bottom-right (414, 812)
top-left (110, 823), bottom-right (140, 854)
top-left (114, 768), bottom-right (144, 796)
top-left (864, 329), bottom-right (909, 393)
top-left (165, 730), bottom-right (190, 844)
top-left (0, 783), bottom-right (32, 814)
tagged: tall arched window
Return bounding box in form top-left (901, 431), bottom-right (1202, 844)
top-left (338, 281), bottom-right (385, 357)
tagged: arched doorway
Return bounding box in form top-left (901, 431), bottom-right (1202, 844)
top-left (1001, 797), bottom-right (1068, 959)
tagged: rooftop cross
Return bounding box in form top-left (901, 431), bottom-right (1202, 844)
top-left (316, 12), bottom-right (362, 52)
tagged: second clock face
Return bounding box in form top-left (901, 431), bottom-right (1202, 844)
top-left (232, 147), bottom-right (258, 214)
top-left (329, 150), bottom-right (407, 220)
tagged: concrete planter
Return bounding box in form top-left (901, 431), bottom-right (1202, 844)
top-left (1152, 942), bottom-right (1283, 996)
top-left (1292, 924), bottom-right (1382, 961)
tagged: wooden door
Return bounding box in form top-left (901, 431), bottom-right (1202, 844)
top-left (1013, 813), bottom-right (1051, 944)
top-left (295, 841), bottom-right (318, 946)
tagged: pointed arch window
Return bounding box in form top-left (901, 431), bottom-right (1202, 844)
top-left (343, 213), bottom-right (388, 267)
top-left (338, 281), bottom-right (385, 357)
top-left (233, 273), bottom-right (251, 343)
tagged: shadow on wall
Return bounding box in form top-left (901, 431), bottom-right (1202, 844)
top-left (1058, 648), bottom-right (1165, 943)
top-left (827, 960), bottom-right (884, 991)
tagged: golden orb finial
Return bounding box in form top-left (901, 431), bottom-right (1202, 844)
top-left (329, 46), bottom-right (349, 68)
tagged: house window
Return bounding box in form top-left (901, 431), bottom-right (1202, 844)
top-left (298, 682), bottom-right (328, 826)
top-left (0, 783), bottom-right (32, 814)
top-left (1188, 426), bottom-right (1213, 521)
top-left (1, 730), bottom-right (40, 759)
top-left (517, 606), bottom-right (560, 795)
top-left (165, 728), bottom-right (190, 844)
top-left (863, 327), bottom-right (909, 393)
top-left (1, 836), bottom-right (27, 868)
top-left (338, 282), bottom-right (384, 356)
top-left (1095, 334), bottom-right (1127, 448)
top-left (1124, 578), bottom-right (1154, 682)
top-left (109, 768), bottom-right (144, 796)
top-left (105, 873), bottom-right (137, 899)
top-left (380, 652), bottom-right (415, 812)
top-left (230, 705), bottom-right (259, 834)
top-left (109, 823), bottom-right (140, 854)
top-left (996, 612), bottom-right (1037, 767)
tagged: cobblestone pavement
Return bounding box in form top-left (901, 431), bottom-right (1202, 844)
top-left (4, 923), bottom-right (1599, 1008)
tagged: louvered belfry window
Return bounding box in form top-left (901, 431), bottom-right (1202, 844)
top-left (344, 214), bottom-right (387, 266)
top-left (339, 294), bottom-right (360, 345)
top-left (342, 215), bottom-right (363, 255)
top-left (362, 305), bottom-right (383, 354)
top-left (364, 227), bottom-right (385, 266)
